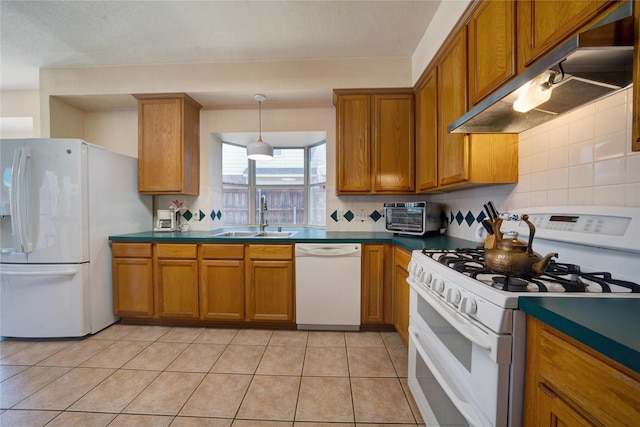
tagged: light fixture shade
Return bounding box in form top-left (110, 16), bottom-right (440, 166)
top-left (247, 138), bottom-right (273, 160)
top-left (513, 71), bottom-right (555, 113)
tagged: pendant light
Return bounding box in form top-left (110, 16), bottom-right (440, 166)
top-left (246, 94), bottom-right (273, 160)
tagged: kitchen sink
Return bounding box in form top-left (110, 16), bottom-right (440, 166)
top-left (254, 231), bottom-right (297, 238)
top-left (212, 230), bottom-right (297, 238)
top-left (212, 231), bottom-right (260, 237)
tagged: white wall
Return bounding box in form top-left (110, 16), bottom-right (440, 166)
top-left (0, 90), bottom-right (40, 138)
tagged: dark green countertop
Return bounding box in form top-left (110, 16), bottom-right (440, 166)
top-left (519, 297), bottom-right (640, 373)
top-left (109, 228), bottom-right (477, 253)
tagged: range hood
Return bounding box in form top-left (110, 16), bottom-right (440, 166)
top-left (449, 1), bottom-right (634, 134)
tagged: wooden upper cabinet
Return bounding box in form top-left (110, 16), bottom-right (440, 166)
top-left (467, 0), bottom-right (516, 105)
top-left (438, 28), bottom-right (469, 187)
top-left (335, 93), bottom-right (372, 193)
top-left (134, 93), bottom-right (202, 195)
top-left (373, 93), bottom-right (415, 193)
top-left (334, 89), bottom-right (415, 194)
top-left (517, 0), bottom-right (618, 71)
top-left (633, 0), bottom-right (640, 152)
top-left (415, 68), bottom-right (438, 192)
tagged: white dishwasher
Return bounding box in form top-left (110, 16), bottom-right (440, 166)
top-left (295, 243), bottom-right (361, 330)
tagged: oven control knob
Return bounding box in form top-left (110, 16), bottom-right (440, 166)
top-left (433, 278), bottom-right (445, 294)
top-left (423, 270), bottom-right (432, 285)
top-left (461, 297), bottom-right (478, 315)
top-left (447, 288), bottom-right (461, 305)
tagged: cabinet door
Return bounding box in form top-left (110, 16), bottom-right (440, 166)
top-left (156, 259), bottom-right (199, 319)
top-left (468, 0), bottom-right (516, 105)
top-left (517, 0), bottom-right (612, 70)
top-left (438, 28), bottom-right (469, 186)
top-left (633, 0), bottom-right (640, 152)
top-left (416, 68), bottom-right (438, 192)
top-left (373, 94), bottom-right (415, 193)
top-left (246, 260), bottom-right (293, 322)
top-left (336, 94), bottom-right (372, 193)
top-left (361, 244), bottom-right (392, 324)
top-left (112, 257), bottom-right (154, 317)
top-left (535, 383), bottom-right (596, 427)
top-left (200, 259), bottom-right (245, 320)
top-left (393, 247), bottom-right (411, 346)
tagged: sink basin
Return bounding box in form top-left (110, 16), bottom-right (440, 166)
top-left (254, 231), bottom-right (298, 238)
top-left (213, 231), bottom-right (260, 237)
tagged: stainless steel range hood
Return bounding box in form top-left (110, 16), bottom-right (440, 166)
top-left (448, 1), bottom-right (634, 134)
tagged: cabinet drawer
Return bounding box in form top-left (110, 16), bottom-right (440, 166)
top-left (200, 244), bottom-right (244, 259)
top-left (112, 243), bottom-right (152, 258)
top-left (248, 244), bottom-right (293, 260)
top-left (155, 244), bottom-right (197, 259)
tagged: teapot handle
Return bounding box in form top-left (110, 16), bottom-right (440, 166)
top-left (493, 218), bottom-right (503, 241)
top-left (523, 215), bottom-right (536, 254)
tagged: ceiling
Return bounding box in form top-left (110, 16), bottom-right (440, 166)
top-left (0, 0), bottom-right (442, 97)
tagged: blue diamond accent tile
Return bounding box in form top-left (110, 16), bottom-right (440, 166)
top-left (183, 210), bottom-right (193, 221)
top-left (455, 211), bottom-right (464, 225)
top-left (330, 210), bottom-right (339, 222)
top-left (369, 210), bottom-right (382, 222)
top-left (216, 210), bottom-right (222, 220)
top-left (344, 210), bottom-right (354, 222)
top-left (210, 210), bottom-right (216, 221)
top-left (450, 211), bottom-right (455, 225)
top-left (199, 210), bottom-right (205, 221)
top-left (465, 210), bottom-right (475, 226)
top-left (477, 211), bottom-right (487, 223)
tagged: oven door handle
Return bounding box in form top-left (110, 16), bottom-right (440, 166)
top-left (410, 326), bottom-right (493, 427)
top-left (408, 277), bottom-right (493, 353)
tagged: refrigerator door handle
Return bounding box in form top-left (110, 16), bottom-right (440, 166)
top-left (0, 269), bottom-right (77, 277)
top-left (10, 148), bottom-right (26, 253)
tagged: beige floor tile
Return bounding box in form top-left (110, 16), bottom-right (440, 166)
top-left (14, 367), bottom-right (114, 410)
top-left (256, 345), bottom-right (305, 376)
top-left (295, 377), bottom-right (354, 422)
top-left (387, 346), bottom-right (409, 377)
top-left (89, 323), bottom-right (140, 340)
top-left (236, 375), bottom-right (300, 421)
top-left (399, 377), bottom-right (424, 424)
top-left (302, 347), bottom-right (349, 377)
top-left (80, 340), bottom-right (150, 368)
top-left (347, 347), bottom-right (397, 377)
top-left (158, 327), bottom-right (205, 343)
top-left (0, 340), bottom-right (32, 359)
top-left (307, 331), bottom-right (345, 347)
top-left (122, 342), bottom-right (189, 370)
top-left (380, 332), bottom-right (406, 348)
top-left (194, 328), bottom-right (239, 344)
top-left (0, 366), bottom-right (71, 408)
top-left (179, 373), bottom-right (252, 418)
top-left (108, 413), bottom-right (173, 427)
top-left (231, 329), bottom-right (274, 345)
top-left (171, 417), bottom-right (233, 426)
top-left (45, 411), bottom-right (116, 426)
top-left (0, 409), bottom-right (60, 427)
top-left (232, 421), bottom-right (292, 427)
top-left (356, 424), bottom-right (419, 427)
top-left (166, 343), bottom-right (226, 372)
top-left (0, 341), bottom-right (73, 365)
top-left (0, 364), bottom-right (28, 381)
top-left (351, 378), bottom-right (416, 424)
top-left (345, 332), bottom-right (384, 347)
top-left (294, 423), bottom-right (354, 427)
top-left (210, 345), bottom-right (265, 374)
top-left (269, 330), bottom-right (308, 346)
top-left (124, 371), bottom-right (205, 416)
top-left (37, 339), bottom-right (114, 367)
top-left (69, 369), bottom-right (159, 413)
top-left (123, 325), bottom-right (172, 341)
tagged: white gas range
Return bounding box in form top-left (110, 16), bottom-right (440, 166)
top-left (406, 206), bottom-right (640, 427)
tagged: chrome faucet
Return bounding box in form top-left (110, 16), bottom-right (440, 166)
top-left (259, 195), bottom-right (268, 232)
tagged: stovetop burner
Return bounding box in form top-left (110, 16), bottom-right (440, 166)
top-left (420, 248), bottom-right (640, 293)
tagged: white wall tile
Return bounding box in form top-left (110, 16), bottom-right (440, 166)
top-left (568, 115), bottom-right (595, 144)
top-left (548, 113), bottom-right (570, 130)
top-left (568, 187), bottom-right (593, 205)
top-left (530, 151), bottom-right (547, 173)
top-left (513, 192), bottom-right (530, 209)
top-left (530, 171), bottom-right (548, 191)
top-left (569, 102), bottom-right (595, 120)
top-left (547, 124), bottom-right (569, 149)
top-left (568, 164), bottom-right (593, 188)
top-left (594, 185), bottom-right (626, 207)
top-left (518, 136), bottom-right (531, 158)
top-left (530, 129), bottom-right (549, 154)
top-left (547, 189), bottom-right (569, 206)
top-left (519, 155), bottom-right (531, 176)
top-left (595, 89), bottom-right (627, 112)
top-left (594, 158), bottom-right (625, 186)
top-left (594, 130), bottom-right (627, 161)
top-left (515, 174), bottom-right (531, 193)
top-left (594, 103), bottom-right (627, 138)
top-left (626, 155), bottom-right (640, 183)
top-left (547, 168), bottom-right (568, 190)
top-left (547, 146), bottom-right (568, 169)
top-left (529, 191), bottom-right (548, 208)
top-left (626, 183), bottom-right (640, 207)
top-left (568, 140), bottom-right (593, 165)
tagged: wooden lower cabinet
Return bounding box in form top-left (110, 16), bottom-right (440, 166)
top-left (199, 244), bottom-right (245, 320)
top-left (361, 244), bottom-right (392, 325)
top-left (155, 244), bottom-right (199, 319)
top-left (112, 243), bottom-right (154, 317)
top-left (246, 245), bottom-right (294, 322)
top-left (393, 246), bottom-right (411, 346)
top-left (524, 316), bottom-right (640, 427)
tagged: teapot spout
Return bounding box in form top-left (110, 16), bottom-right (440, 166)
top-left (532, 253), bottom-right (558, 276)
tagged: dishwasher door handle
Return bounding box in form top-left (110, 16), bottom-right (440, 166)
top-left (295, 244), bottom-right (361, 257)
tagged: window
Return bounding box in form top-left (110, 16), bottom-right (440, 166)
top-left (222, 141), bottom-right (326, 227)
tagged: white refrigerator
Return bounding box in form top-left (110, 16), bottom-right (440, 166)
top-left (0, 139), bottom-right (152, 338)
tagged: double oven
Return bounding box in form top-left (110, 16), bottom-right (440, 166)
top-left (406, 206), bottom-right (640, 427)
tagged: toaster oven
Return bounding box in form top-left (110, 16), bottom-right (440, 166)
top-left (384, 202), bottom-right (442, 236)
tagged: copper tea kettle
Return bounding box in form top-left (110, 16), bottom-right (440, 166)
top-left (484, 214), bottom-right (558, 278)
